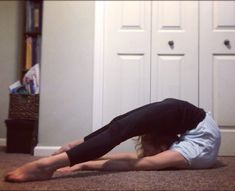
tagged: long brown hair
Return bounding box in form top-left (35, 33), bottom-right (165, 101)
top-left (134, 133), bottom-right (179, 158)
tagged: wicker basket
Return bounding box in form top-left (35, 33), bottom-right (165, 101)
top-left (8, 94), bottom-right (39, 120)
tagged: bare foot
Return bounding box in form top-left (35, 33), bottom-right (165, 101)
top-left (5, 158), bottom-right (55, 182)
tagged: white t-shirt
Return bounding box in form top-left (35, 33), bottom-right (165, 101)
top-left (170, 112), bottom-right (221, 169)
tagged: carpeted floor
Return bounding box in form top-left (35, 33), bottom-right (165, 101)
top-left (0, 147), bottom-right (235, 191)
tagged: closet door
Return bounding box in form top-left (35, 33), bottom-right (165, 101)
top-left (102, 1), bottom-right (151, 125)
top-left (151, 1), bottom-right (199, 105)
top-left (200, 1), bottom-right (235, 155)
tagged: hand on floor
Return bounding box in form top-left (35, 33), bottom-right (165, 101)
top-left (56, 164), bottom-right (83, 173)
top-left (52, 140), bottom-right (84, 156)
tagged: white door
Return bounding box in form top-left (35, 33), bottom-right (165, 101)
top-left (200, 1), bottom-right (235, 155)
top-left (102, 1), bottom-right (151, 125)
top-left (151, 1), bottom-right (199, 105)
top-left (94, 1), bottom-right (235, 155)
top-left (102, 1), bottom-right (199, 125)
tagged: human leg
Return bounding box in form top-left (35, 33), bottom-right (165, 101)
top-left (51, 110), bottom-right (133, 156)
top-left (66, 100), bottom-right (178, 166)
top-left (83, 104), bottom-right (150, 141)
top-left (52, 110), bottom-right (138, 156)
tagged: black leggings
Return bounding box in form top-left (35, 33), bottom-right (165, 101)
top-left (66, 98), bottom-right (186, 166)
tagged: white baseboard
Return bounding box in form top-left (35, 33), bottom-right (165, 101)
top-left (0, 138), bottom-right (6, 146)
top-left (34, 146), bottom-right (60, 156)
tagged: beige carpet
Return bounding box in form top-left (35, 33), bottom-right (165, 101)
top-left (0, 147), bottom-right (235, 191)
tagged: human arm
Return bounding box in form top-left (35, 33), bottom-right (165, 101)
top-left (81, 150), bottom-right (188, 171)
top-left (98, 152), bottom-right (138, 160)
top-left (58, 150), bottom-right (188, 172)
top-left (56, 152), bottom-right (138, 172)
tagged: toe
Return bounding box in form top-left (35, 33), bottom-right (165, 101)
top-left (5, 171), bottom-right (14, 177)
top-left (4, 175), bottom-right (10, 182)
top-left (4, 175), bottom-right (15, 182)
top-left (6, 175), bottom-right (22, 183)
top-left (5, 172), bottom-right (22, 183)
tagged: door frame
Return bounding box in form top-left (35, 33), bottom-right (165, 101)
top-left (93, 1), bottom-right (105, 131)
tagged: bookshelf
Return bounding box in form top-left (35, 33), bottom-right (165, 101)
top-left (22, 0), bottom-right (43, 79)
top-left (5, 0), bottom-right (43, 154)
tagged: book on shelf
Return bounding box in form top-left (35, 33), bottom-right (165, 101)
top-left (33, 7), bottom-right (40, 30)
top-left (25, 1), bottom-right (32, 33)
top-left (32, 37), bottom-right (41, 66)
top-left (25, 1), bottom-right (42, 33)
top-left (25, 37), bottom-right (32, 70)
top-left (25, 36), bottom-right (41, 70)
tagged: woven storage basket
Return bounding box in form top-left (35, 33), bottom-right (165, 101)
top-left (8, 94), bottom-right (39, 120)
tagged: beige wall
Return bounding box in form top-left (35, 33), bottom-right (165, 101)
top-left (38, 1), bottom-right (94, 146)
top-left (0, 1), bottom-right (22, 140)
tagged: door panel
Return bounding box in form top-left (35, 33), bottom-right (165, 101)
top-left (151, 1), bottom-right (199, 105)
top-left (104, 54), bottom-right (149, 118)
top-left (121, 1), bottom-right (145, 29)
top-left (200, 1), bottom-right (235, 155)
top-left (213, 1), bottom-right (235, 30)
top-left (103, 1), bottom-right (151, 125)
top-left (213, 55), bottom-right (235, 126)
top-left (157, 55), bottom-right (184, 99)
top-left (158, 1), bottom-right (183, 30)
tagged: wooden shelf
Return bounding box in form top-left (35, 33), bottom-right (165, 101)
top-left (25, 32), bottom-right (41, 37)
